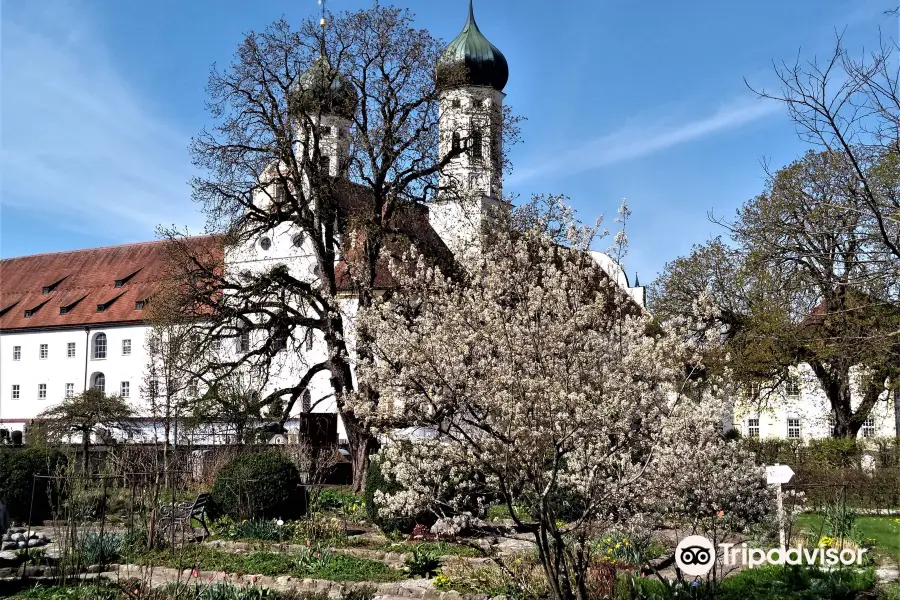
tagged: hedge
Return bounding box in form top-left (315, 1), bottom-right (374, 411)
top-left (211, 451), bottom-right (305, 521)
top-left (0, 447), bottom-right (67, 524)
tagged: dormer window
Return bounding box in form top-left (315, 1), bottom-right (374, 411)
top-left (97, 304), bottom-right (106, 312)
top-left (114, 269), bottom-right (141, 288)
top-left (60, 307), bottom-right (69, 315)
top-left (135, 300), bottom-right (145, 310)
top-left (24, 310), bottom-right (34, 318)
top-left (41, 276), bottom-right (67, 295)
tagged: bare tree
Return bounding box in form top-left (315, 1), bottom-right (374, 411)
top-left (748, 31), bottom-right (900, 266)
top-left (162, 5), bottom-right (519, 490)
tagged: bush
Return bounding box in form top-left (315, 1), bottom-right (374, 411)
top-left (81, 531), bottom-right (124, 565)
top-left (211, 452), bottom-right (305, 521)
top-left (0, 448), bottom-right (66, 524)
top-left (403, 546), bottom-right (441, 578)
top-left (364, 457), bottom-right (418, 535)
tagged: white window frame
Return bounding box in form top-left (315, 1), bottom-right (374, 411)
top-left (787, 417), bottom-right (801, 439)
top-left (92, 373), bottom-right (105, 393)
top-left (65, 383), bottom-right (74, 398)
top-left (785, 377), bottom-right (801, 399)
top-left (93, 333), bottom-right (107, 360)
top-left (13, 346), bottom-right (21, 361)
top-left (120, 381), bottom-right (130, 398)
top-left (122, 339), bottom-right (132, 356)
top-left (67, 342), bottom-right (76, 358)
top-left (38, 383), bottom-right (47, 400)
top-left (862, 417), bottom-right (875, 438)
top-left (39, 344), bottom-right (48, 359)
top-left (747, 418), bottom-right (760, 439)
top-left (11, 385), bottom-right (20, 399)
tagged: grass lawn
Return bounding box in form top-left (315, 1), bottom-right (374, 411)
top-left (794, 513), bottom-right (900, 562)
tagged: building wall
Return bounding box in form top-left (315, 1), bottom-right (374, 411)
top-left (731, 364), bottom-right (898, 441)
top-left (0, 323), bottom-right (151, 430)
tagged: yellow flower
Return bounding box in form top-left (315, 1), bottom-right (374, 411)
top-left (615, 543), bottom-right (621, 549)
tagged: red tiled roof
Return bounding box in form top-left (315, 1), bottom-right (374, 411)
top-left (0, 237), bottom-right (222, 331)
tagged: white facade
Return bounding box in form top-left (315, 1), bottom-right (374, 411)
top-left (731, 364), bottom-right (898, 441)
top-left (0, 323), bottom-right (151, 432)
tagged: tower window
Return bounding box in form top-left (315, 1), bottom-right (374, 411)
top-left (292, 233), bottom-right (304, 248)
top-left (452, 98), bottom-right (461, 108)
top-left (275, 184), bottom-right (287, 203)
top-left (320, 156), bottom-right (331, 173)
top-left (471, 130), bottom-right (483, 160)
top-left (238, 329), bottom-right (250, 353)
top-left (319, 125), bottom-right (332, 136)
top-left (452, 131), bottom-right (461, 152)
top-left (259, 236), bottom-right (272, 251)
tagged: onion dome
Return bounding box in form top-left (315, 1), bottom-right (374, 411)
top-left (290, 55), bottom-right (357, 120)
top-left (437, 0), bottom-right (509, 92)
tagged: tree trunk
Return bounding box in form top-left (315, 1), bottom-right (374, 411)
top-left (81, 433), bottom-right (90, 475)
top-left (894, 388), bottom-right (900, 439)
top-left (345, 419), bottom-right (379, 492)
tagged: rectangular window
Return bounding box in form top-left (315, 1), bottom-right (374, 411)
top-left (787, 418), bottom-right (801, 439)
top-left (39, 344), bottom-right (48, 359)
top-left (120, 381), bottom-right (130, 398)
top-left (471, 129), bottom-right (483, 160)
top-left (188, 382), bottom-right (198, 398)
top-left (135, 301), bottom-right (145, 310)
top-left (65, 383), bottom-right (74, 398)
top-left (862, 417), bottom-right (875, 438)
top-left (11, 385), bottom-right (20, 400)
top-left (67, 342), bottom-right (76, 358)
top-left (38, 384), bottom-right (47, 400)
top-left (122, 339), bottom-right (132, 356)
top-left (785, 377), bottom-right (801, 399)
top-left (149, 379), bottom-right (159, 398)
top-left (13, 346), bottom-right (21, 361)
top-left (239, 330), bottom-right (250, 353)
top-left (747, 418), bottom-right (760, 439)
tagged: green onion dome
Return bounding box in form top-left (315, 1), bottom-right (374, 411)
top-left (437, 0), bottom-right (509, 92)
top-left (291, 55), bottom-right (358, 120)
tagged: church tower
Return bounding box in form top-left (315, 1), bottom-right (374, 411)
top-left (430, 0), bottom-right (509, 254)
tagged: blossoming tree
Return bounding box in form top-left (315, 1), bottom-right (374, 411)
top-left (352, 198), bottom-right (768, 600)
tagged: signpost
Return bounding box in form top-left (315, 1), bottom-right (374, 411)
top-left (766, 464), bottom-right (795, 548)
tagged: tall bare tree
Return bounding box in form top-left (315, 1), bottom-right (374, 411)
top-left (162, 5), bottom-right (519, 489)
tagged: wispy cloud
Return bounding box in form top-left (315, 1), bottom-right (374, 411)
top-left (508, 98), bottom-right (780, 186)
top-left (0, 2), bottom-right (202, 246)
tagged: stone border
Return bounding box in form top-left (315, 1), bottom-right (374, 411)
top-left (2, 563), bottom-right (501, 600)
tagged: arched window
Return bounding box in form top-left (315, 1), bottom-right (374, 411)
top-left (451, 131), bottom-right (461, 152)
top-left (93, 333), bottom-right (107, 359)
top-left (470, 129), bottom-right (483, 160)
top-left (91, 373), bottom-right (106, 393)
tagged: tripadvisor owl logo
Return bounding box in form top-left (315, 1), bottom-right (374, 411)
top-left (675, 535), bottom-right (869, 574)
top-left (675, 535), bottom-right (716, 576)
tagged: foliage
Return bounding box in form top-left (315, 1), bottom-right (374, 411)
top-left (437, 554), bottom-right (551, 599)
top-left (715, 565), bottom-right (877, 600)
top-left (0, 447), bottom-right (67, 524)
top-left (822, 502), bottom-right (858, 540)
top-left (133, 545), bottom-right (405, 582)
top-left (363, 456), bottom-right (417, 534)
top-left (310, 488), bottom-right (364, 521)
top-left (294, 541), bottom-right (332, 571)
top-left (796, 514), bottom-right (900, 562)
top-left (80, 531), bottom-right (124, 565)
top-left (403, 546), bottom-right (442, 578)
top-left (210, 517), bottom-right (287, 541)
top-left (211, 452), bottom-right (303, 521)
top-left (288, 515), bottom-right (347, 545)
top-left (593, 533), bottom-right (664, 567)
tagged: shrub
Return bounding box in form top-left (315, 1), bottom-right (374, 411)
top-left (807, 438), bottom-right (862, 468)
top-left (81, 531), bottom-right (123, 565)
top-left (211, 452), bottom-right (304, 521)
top-left (403, 546), bottom-right (441, 578)
top-left (364, 457), bottom-right (417, 534)
top-left (0, 448), bottom-right (66, 524)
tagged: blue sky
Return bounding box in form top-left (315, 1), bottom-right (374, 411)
top-left (1, 0), bottom-right (897, 284)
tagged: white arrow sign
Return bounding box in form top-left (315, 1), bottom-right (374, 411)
top-left (766, 464), bottom-right (795, 485)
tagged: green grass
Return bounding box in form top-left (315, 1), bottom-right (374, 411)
top-left (377, 541), bottom-right (485, 558)
top-left (130, 546), bottom-right (405, 582)
top-left (795, 513), bottom-right (900, 562)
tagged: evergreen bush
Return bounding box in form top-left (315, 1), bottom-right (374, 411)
top-left (0, 447), bottom-right (66, 524)
top-left (211, 451), bottom-right (305, 521)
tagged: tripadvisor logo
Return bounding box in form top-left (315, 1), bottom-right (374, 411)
top-left (676, 535), bottom-right (868, 575)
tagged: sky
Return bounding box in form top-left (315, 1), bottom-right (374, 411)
top-left (1, 0), bottom-right (897, 284)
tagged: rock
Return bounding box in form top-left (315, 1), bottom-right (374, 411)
top-left (0, 542), bottom-right (16, 551)
top-left (17, 541), bottom-right (26, 549)
top-left (29, 532), bottom-right (40, 540)
top-left (10, 533), bottom-right (23, 542)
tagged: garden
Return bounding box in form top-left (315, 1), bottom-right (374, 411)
top-left (1, 438), bottom-right (899, 600)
